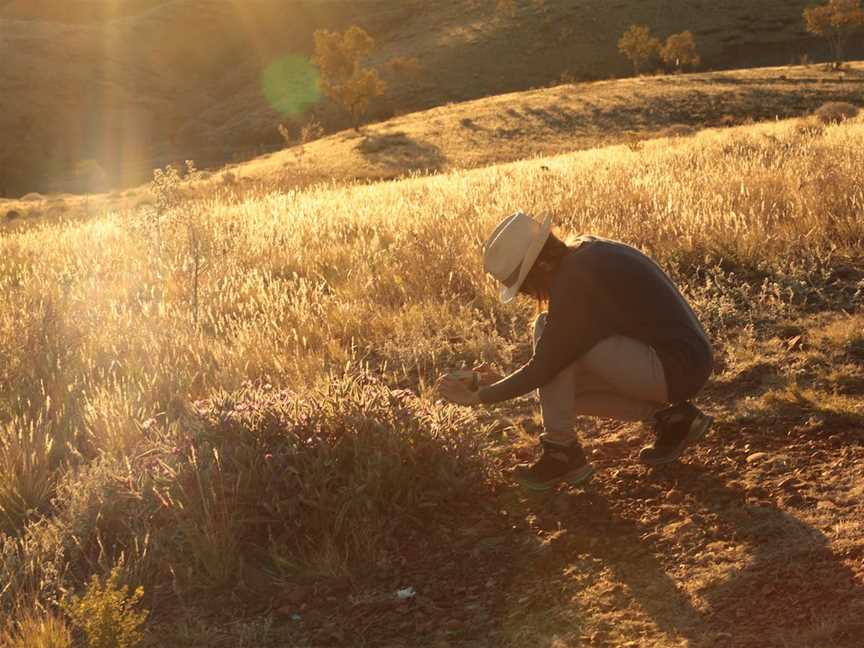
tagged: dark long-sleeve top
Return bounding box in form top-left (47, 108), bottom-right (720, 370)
top-left (478, 236), bottom-right (713, 405)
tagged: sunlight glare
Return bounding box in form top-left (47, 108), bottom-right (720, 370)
top-left (261, 55), bottom-right (320, 117)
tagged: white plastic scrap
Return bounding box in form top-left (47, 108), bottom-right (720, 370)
top-left (395, 587), bottom-right (417, 600)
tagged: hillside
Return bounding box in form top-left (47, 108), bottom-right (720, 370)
top-left (4, 61), bottom-right (864, 225)
top-left (1, 106), bottom-right (863, 646)
top-left (2, 0), bottom-right (862, 196)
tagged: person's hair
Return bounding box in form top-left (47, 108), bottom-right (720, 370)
top-left (518, 231), bottom-right (569, 309)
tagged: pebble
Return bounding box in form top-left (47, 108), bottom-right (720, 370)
top-left (746, 452), bottom-right (770, 463)
top-left (665, 489), bottom-right (683, 503)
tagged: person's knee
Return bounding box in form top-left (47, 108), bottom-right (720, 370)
top-left (533, 312), bottom-right (548, 347)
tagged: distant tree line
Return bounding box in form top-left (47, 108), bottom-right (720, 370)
top-left (618, 0), bottom-right (864, 76)
top-left (803, 0), bottom-right (864, 69)
top-left (618, 26), bottom-right (700, 75)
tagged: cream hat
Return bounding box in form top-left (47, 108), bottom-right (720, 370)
top-left (482, 211), bottom-right (552, 303)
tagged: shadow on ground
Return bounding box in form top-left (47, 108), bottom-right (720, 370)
top-left (511, 458), bottom-right (864, 647)
top-left (356, 132), bottom-right (447, 173)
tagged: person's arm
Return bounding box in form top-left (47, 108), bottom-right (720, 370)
top-left (478, 278), bottom-right (599, 405)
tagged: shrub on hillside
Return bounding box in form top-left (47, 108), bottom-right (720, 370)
top-left (661, 31), bottom-right (701, 72)
top-left (313, 26), bottom-right (387, 130)
top-left (814, 101), bottom-right (860, 123)
top-left (618, 24), bottom-right (661, 75)
top-left (162, 373), bottom-right (496, 585)
top-left (804, 0), bottom-right (864, 69)
top-left (0, 372), bottom-right (498, 618)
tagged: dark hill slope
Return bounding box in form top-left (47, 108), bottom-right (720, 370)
top-left (1, 0), bottom-right (858, 195)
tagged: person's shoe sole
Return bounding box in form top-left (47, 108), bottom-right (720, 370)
top-left (640, 414), bottom-right (713, 467)
top-left (517, 463), bottom-right (596, 492)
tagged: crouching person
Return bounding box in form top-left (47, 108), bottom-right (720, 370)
top-left (437, 212), bottom-right (713, 491)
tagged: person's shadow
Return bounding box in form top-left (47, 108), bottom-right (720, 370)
top-left (518, 460), bottom-right (864, 647)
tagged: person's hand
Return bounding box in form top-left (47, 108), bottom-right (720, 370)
top-left (435, 374), bottom-right (481, 406)
top-left (472, 362), bottom-right (502, 387)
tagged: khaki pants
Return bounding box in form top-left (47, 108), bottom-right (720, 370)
top-left (533, 313), bottom-right (669, 444)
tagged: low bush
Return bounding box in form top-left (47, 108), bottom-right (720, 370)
top-left (814, 101), bottom-right (860, 124)
top-left (161, 372), bottom-right (496, 586)
top-left (62, 567), bottom-right (148, 648)
top-left (0, 372), bottom-right (498, 616)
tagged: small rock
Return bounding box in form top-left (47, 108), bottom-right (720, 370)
top-left (5, 210), bottom-right (21, 220)
top-left (746, 452), bottom-right (770, 464)
top-left (778, 477), bottom-right (798, 490)
top-left (658, 505), bottom-right (678, 520)
top-left (817, 500), bottom-right (837, 510)
top-left (666, 489), bottom-right (683, 503)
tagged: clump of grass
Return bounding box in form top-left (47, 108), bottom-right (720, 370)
top-left (158, 372), bottom-right (496, 587)
top-left (0, 610), bottom-right (72, 648)
top-left (0, 419), bottom-right (56, 534)
top-left (814, 101), bottom-right (860, 125)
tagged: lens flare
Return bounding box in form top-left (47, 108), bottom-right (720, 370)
top-left (261, 55), bottom-right (320, 117)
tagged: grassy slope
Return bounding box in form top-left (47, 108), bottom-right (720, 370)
top-left (4, 61), bottom-right (864, 224)
top-left (230, 62), bottom-right (864, 189)
top-left (1, 0), bottom-right (857, 196)
top-left (1, 109), bottom-right (863, 646)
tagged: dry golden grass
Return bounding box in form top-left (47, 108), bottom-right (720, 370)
top-left (0, 610), bottom-right (72, 648)
top-left (1, 113), bottom-right (863, 645)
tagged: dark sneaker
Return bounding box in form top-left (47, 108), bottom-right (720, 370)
top-left (639, 402), bottom-right (713, 466)
top-left (513, 436), bottom-right (595, 492)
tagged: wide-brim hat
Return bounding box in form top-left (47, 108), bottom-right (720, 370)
top-left (482, 211), bottom-right (553, 303)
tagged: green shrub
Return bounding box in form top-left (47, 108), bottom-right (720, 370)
top-left (62, 567), bottom-right (148, 648)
